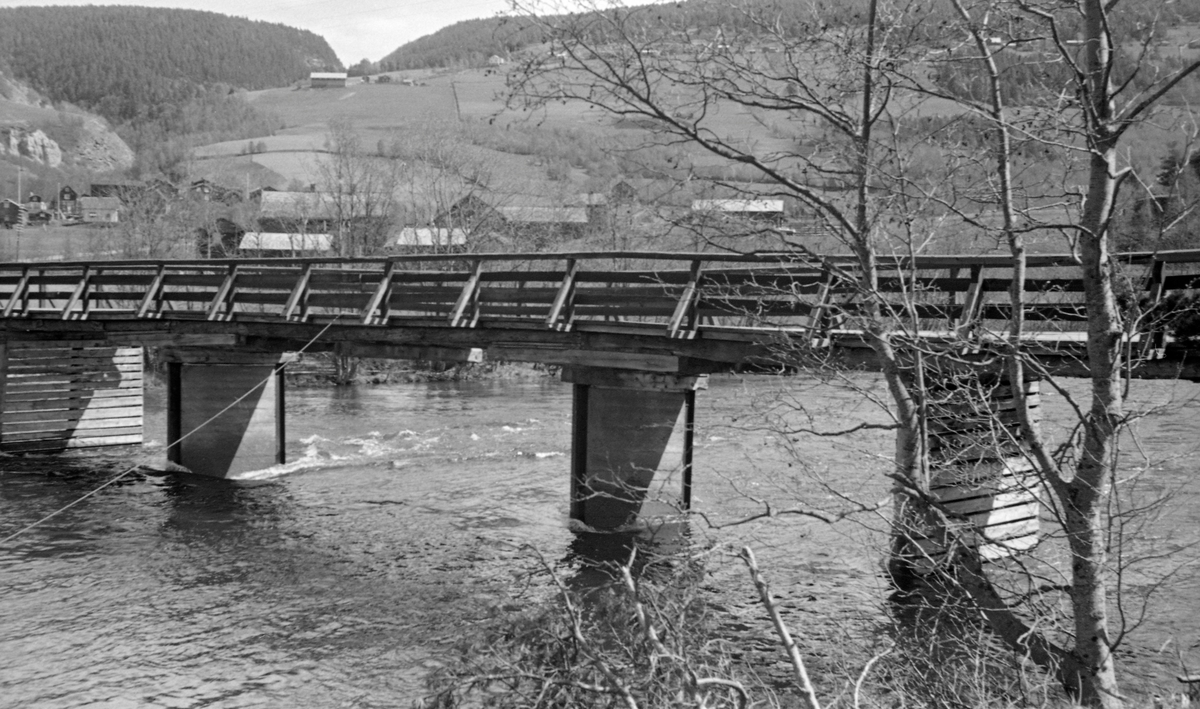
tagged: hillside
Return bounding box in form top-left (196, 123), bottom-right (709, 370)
top-left (0, 6), bottom-right (340, 123)
top-left (382, 0), bottom-right (1200, 71)
top-left (0, 71), bottom-right (133, 181)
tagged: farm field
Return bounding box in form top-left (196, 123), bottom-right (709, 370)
top-left (0, 224), bottom-right (122, 262)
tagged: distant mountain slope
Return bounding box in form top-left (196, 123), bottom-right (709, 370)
top-left (381, 0), bottom-right (1200, 71)
top-left (0, 6), bottom-right (341, 122)
top-left (381, 17), bottom-right (546, 71)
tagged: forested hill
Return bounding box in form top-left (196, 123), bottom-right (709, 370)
top-left (381, 0), bottom-right (1200, 71)
top-left (378, 0), bottom-right (894, 70)
top-left (0, 6), bottom-right (340, 122)
top-left (380, 17), bottom-right (546, 71)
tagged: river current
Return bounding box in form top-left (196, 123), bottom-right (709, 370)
top-left (1, 374), bottom-right (1198, 707)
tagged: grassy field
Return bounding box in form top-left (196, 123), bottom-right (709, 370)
top-left (0, 224), bottom-right (122, 262)
top-left (180, 38), bottom-right (1200, 259)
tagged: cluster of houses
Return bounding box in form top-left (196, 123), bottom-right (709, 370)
top-left (226, 178), bottom-right (811, 257)
top-left (1, 178), bottom-right (245, 229)
top-left (4, 169), bottom-right (820, 254)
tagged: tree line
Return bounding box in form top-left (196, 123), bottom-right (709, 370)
top-left (0, 6), bottom-right (340, 123)
top-left (382, 0), bottom-right (1200, 71)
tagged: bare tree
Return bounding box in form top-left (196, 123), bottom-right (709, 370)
top-left (317, 118), bottom-right (402, 258)
top-left (504, 0), bottom-right (1200, 705)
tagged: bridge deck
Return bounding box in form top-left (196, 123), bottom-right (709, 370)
top-left (1, 250), bottom-right (1198, 377)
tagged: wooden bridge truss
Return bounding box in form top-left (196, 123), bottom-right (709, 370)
top-left (1, 250), bottom-right (1198, 375)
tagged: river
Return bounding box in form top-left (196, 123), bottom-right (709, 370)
top-left (1, 373), bottom-right (1197, 707)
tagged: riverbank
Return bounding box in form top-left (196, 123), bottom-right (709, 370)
top-left (283, 354), bottom-right (558, 386)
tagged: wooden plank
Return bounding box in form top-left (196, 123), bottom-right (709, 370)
top-left (157, 349), bottom-right (293, 365)
top-left (1, 424), bottom-right (144, 443)
top-left (299, 292), bottom-right (371, 310)
top-left (361, 261), bottom-right (398, 325)
top-left (87, 273), bottom-right (159, 287)
top-left (230, 292), bottom-right (290, 306)
top-left (667, 259), bottom-right (703, 339)
top-left (283, 263), bottom-right (313, 321)
top-left (449, 261), bottom-right (483, 327)
top-left (8, 353), bottom-right (142, 366)
top-left (4, 382), bottom-right (143, 401)
top-left (574, 270), bottom-right (693, 285)
top-left (4, 395), bottom-right (143, 412)
top-left (943, 492), bottom-right (1039, 517)
top-left (1142, 258), bottom-right (1167, 357)
top-left (487, 346), bottom-right (681, 372)
top-left (972, 516), bottom-right (1039, 541)
top-left (5, 346), bottom-right (140, 358)
top-left (207, 265), bottom-right (239, 321)
top-left (547, 258), bottom-right (579, 331)
top-left (570, 304), bottom-right (677, 317)
top-left (475, 287), bottom-right (562, 303)
top-left (336, 343), bottom-right (484, 361)
top-left (3, 415), bottom-right (145, 432)
top-left (806, 267), bottom-right (837, 346)
top-left (478, 269), bottom-right (564, 283)
top-left (389, 271), bottom-right (473, 284)
top-left (161, 273), bottom-right (227, 288)
top-left (5, 338), bottom-right (116, 350)
top-left (4, 374), bottom-right (143, 390)
top-left (3, 406), bottom-right (146, 427)
top-left (137, 265), bottom-right (167, 318)
top-left (1, 433), bottom-right (143, 452)
top-left (3, 267), bottom-right (32, 317)
top-left (6, 362), bottom-right (143, 375)
top-left (955, 265), bottom-right (986, 334)
top-left (60, 266), bottom-right (92, 320)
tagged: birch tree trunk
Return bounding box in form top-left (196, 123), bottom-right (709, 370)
top-left (1068, 1), bottom-right (1122, 703)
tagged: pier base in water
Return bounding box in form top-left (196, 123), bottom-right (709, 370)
top-left (564, 366), bottom-right (705, 530)
top-left (164, 349), bottom-right (289, 478)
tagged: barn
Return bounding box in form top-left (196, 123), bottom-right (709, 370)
top-left (310, 72), bottom-right (348, 88)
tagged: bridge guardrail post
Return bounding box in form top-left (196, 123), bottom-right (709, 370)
top-left (547, 258), bottom-right (579, 331)
top-left (450, 260), bottom-right (483, 327)
top-left (667, 259), bottom-right (703, 339)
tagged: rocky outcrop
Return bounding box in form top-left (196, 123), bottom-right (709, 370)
top-left (0, 126), bottom-right (63, 167)
top-left (73, 117), bottom-right (134, 172)
top-left (1, 71), bottom-right (133, 172)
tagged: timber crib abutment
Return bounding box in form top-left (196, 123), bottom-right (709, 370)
top-left (902, 373), bottom-right (1044, 571)
top-left (563, 366), bottom-right (706, 530)
top-left (0, 339), bottom-right (145, 453)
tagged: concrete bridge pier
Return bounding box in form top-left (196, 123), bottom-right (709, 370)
top-left (163, 348), bottom-right (291, 478)
top-left (563, 366), bottom-right (706, 530)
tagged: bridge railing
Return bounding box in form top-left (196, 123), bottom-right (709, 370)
top-left (1, 250), bottom-right (1199, 348)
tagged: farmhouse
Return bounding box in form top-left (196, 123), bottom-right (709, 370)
top-left (691, 198), bottom-right (786, 222)
top-left (238, 232), bottom-right (332, 256)
top-left (435, 193), bottom-right (599, 242)
top-left (256, 191), bottom-right (339, 233)
top-left (189, 179), bottom-right (243, 204)
top-left (387, 227), bottom-right (467, 251)
top-left (1, 199), bottom-right (26, 228)
top-left (58, 185), bottom-right (78, 218)
top-left (79, 196), bottom-right (120, 223)
top-left (310, 72), bottom-right (348, 88)
top-left (89, 180), bottom-right (142, 200)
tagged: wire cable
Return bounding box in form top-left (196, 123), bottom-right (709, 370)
top-left (0, 316), bottom-right (342, 546)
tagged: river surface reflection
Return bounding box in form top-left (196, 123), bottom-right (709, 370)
top-left (1, 374), bottom-right (1197, 707)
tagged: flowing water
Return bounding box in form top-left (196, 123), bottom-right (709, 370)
top-left (1, 374), bottom-right (1198, 707)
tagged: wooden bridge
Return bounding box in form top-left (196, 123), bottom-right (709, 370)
top-left (2, 249), bottom-right (1198, 372)
top-left (1, 250), bottom-right (1198, 530)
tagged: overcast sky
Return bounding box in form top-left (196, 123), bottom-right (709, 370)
top-left (0, 0), bottom-right (515, 64)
